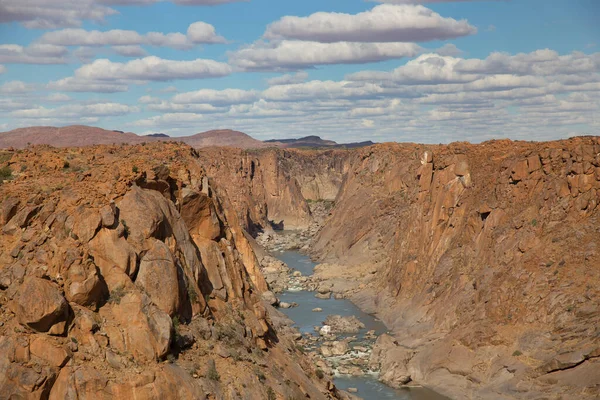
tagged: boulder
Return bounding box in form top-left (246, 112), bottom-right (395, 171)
top-left (2, 205), bottom-right (39, 235)
top-left (72, 208), bottom-right (101, 243)
top-left (136, 239), bottom-right (180, 316)
top-left (14, 277), bottom-right (69, 335)
top-left (261, 290), bottom-right (278, 306)
top-left (49, 366), bottom-right (110, 400)
top-left (30, 336), bottom-right (70, 367)
top-left (66, 262), bottom-right (106, 309)
top-left (180, 189), bottom-right (221, 241)
top-left (88, 228), bottom-right (138, 283)
top-left (99, 204), bottom-right (115, 228)
top-left (0, 197), bottom-right (19, 226)
top-left (323, 315), bottom-right (365, 334)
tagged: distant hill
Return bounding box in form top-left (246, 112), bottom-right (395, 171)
top-left (0, 126), bottom-right (144, 148)
top-left (265, 135), bottom-right (374, 149)
top-left (179, 129), bottom-right (268, 149)
top-left (0, 125), bottom-right (374, 150)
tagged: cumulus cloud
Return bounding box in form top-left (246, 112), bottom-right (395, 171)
top-left (372, 0), bottom-right (494, 3)
top-left (0, 0), bottom-right (117, 28)
top-left (73, 56), bottom-right (231, 81)
top-left (231, 41), bottom-right (421, 70)
top-left (1, 0), bottom-right (245, 28)
top-left (187, 22), bottom-right (227, 43)
top-left (0, 44), bottom-right (68, 64)
top-left (172, 88), bottom-right (258, 105)
top-left (264, 5), bottom-right (476, 43)
top-left (113, 45), bottom-right (147, 57)
top-left (38, 22), bottom-right (226, 52)
top-left (46, 56), bottom-right (232, 93)
top-left (267, 71), bottom-right (309, 86)
top-left (0, 81), bottom-right (35, 94)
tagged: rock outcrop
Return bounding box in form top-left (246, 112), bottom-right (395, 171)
top-left (0, 142), bottom-right (344, 400)
top-left (312, 137), bottom-right (600, 399)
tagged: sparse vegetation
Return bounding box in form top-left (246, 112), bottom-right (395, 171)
top-left (132, 165), bottom-right (139, 173)
top-left (531, 218), bottom-right (538, 226)
top-left (315, 368), bottom-right (324, 379)
top-left (512, 350), bottom-right (522, 356)
top-left (207, 361), bottom-right (220, 381)
top-left (257, 371), bottom-right (266, 383)
top-left (63, 161), bottom-right (70, 169)
top-left (187, 280), bottom-right (198, 303)
top-left (108, 286), bottom-right (126, 304)
top-left (266, 387), bottom-right (276, 400)
top-left (0, 165), bottom-right (13, 180)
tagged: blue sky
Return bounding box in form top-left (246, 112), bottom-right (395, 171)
top-left (0, 0), bottom-right (599, 143)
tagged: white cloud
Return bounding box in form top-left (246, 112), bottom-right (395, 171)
top-left (46, 56), bottom-right (232, 93)
top-left (131, 113), bottom-right (204, 127)
top-left (113, 45), bottom-right (147, 57)
top-left (159, 86), bottom-right (178, 93)
top-left (348, 53), bottom-right (479, 84)
top-left (0, 44), bottom-right (68, 64)
top-left (264, 5), bottom-right (476, 43)
top-left (231, 40), bottom-right (421, 70)
top-left (187, 22), bottom-right (227, 44)
top-left (10, 102), bottom-right (139, 119)
top-left (172, 88), bottom-right (258, 105)
top-left (38, 22), bottom-right (226, 51)
top-left (74, 56), bottom-right (231, 81)
top-left (0, 81), bottom-right (34, 94)
top-left (0, 0), bottom-right (117, 29)
top-left (267, 71), bottom-right (309, 86)
top-left (46, 93), bottom-right (72, 102)
top-left (47, 77), bottom-right (128, 93)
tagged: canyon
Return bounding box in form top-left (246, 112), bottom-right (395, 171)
top-left (1, 134), bottom-right (599, 399)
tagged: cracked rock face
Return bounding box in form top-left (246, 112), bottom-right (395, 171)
top-left (308, 137), bottom-right (600, 399)
top-left (0, 143), bottom-right (344, 400)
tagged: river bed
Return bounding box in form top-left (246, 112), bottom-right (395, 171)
top-left (274, 250), bottom-right (449, 400)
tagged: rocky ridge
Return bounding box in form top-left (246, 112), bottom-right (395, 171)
top-left (311, 138), bottom-right (600, 399)
top-left (0, 143), bottom-right (353, 400)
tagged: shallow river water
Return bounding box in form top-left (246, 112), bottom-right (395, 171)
top-left (274, 251), bottom-right (449, 400)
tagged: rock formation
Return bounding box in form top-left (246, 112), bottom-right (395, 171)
top-left (0, 142), bottom-right (346, 399)
top-left (311, 138), bottom-right (600, 399)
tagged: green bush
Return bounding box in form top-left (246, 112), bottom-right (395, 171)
top-left (315, 369), bottom-right (324, 379)
top-left (0, 166), bottom-right (12, 180)
top-left (207, 362), bottom-right (220, 381)
top-left (512, 350), bottom-right (522, 356)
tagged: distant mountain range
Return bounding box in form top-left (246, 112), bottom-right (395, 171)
top-left (0, 125), bottom-right (375, 150)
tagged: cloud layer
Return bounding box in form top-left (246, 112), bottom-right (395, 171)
top-left (264, 5), bottom-right (476, 43)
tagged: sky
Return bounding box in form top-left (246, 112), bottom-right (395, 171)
top-left (0, 0), bottom-right (599, 143)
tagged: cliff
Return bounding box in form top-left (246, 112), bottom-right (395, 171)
top-left (0, 143), bottom-right (345, 399)
top-left (196, 147), bottom-right (351, 233)
top-left (311, 138), bottom-right (600, 398)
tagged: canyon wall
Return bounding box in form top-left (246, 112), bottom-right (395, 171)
top-left (312, 138), bottom-right (600, 399)
top-left (0, 143), bottom-right (344, 400)
top-left (196, 147), bottom-right (350, 233)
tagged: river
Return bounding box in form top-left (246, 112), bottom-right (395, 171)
top-left (274, 250), bottom-right (449, 400)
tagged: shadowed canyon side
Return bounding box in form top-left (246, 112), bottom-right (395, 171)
top-left (0, 143), bottom-right (351, 400)
top-left (195, 147), bottom-right (352, 234)
top-left (310, 138), bottom-right (600, 399)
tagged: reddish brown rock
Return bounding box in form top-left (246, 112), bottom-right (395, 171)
top-left (14, 277), bottom-right (69, 335)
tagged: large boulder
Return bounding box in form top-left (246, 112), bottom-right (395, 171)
top-left (14, 277), bottom-right (69, 335)
top-left (88, 228), bottom-right (138, 284)
top-left (136, 238), bottom-right (180, 316)
top-left (49, 366), bottom-right (110, 400)
top-left (180, 189), bottom-right (221, 241)
top-left (65, 260), bottom-right (106, 309)
top-left (103, 291), bottom-right (172, 362)
top-left (323, 315), bottom-right (365, 334)
top-left (72, 207), bottom-right (101, 243)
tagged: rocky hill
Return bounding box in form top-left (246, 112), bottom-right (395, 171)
top-left (180, 129), bottom-right (268, 149)
top-left (0, 143), bottom-right (349, 399)
top-left (309, 137), bottom-right (600, 399)
top-left (0, 126), bottom-right (146, 148)
top-left (0, 125), bottom-right (372, 150)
